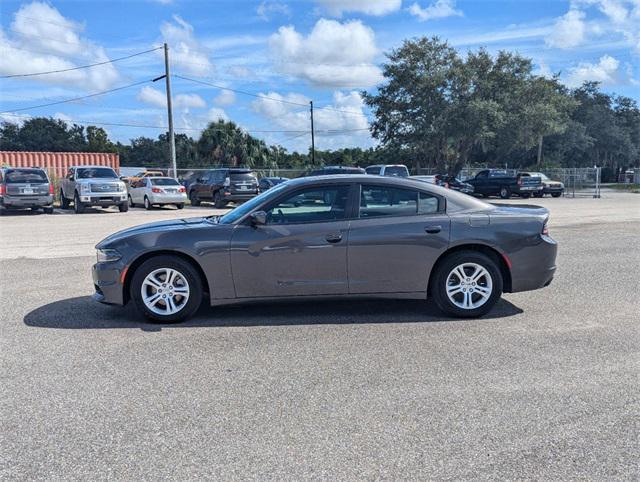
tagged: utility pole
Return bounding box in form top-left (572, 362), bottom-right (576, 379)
top-left (163, 43), bottom-right (177, 177)
top-left (310, 100), bottom-right (315, 165)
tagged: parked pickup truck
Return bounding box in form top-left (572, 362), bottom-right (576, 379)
top-left (465, 169), bottom-right (543, 199)
top-left (60, 166), bottom-right (128, 213)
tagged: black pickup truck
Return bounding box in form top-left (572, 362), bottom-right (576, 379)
top-left (465, 169), bottom-right (543, 199)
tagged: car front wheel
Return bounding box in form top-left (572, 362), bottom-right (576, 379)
top-left (74, 192), bottom-right (84, 214)
top-left (431, 251), bottom-right (503, 318)
top-left (130, 255), bottom-right (203, 323)
top-left (189, 191), bottom-right (200, 206)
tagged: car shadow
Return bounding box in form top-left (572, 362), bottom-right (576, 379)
top-left (23, 296), bottom-right (524, 331)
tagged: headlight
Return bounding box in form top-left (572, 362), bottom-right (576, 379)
top-left (117, 183), bottom-right (125, 192)
top-left (96, 248), bottom-right (121, 263)
top-left (80, 183), bottom-right (91, 193)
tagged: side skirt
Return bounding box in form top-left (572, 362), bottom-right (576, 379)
top-left (209, 291), bottom-right (427, 307)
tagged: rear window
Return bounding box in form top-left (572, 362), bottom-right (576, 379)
top-left (4, 169), bottom-right (48, 183)
top-left (383, 166), bottom-right (409, 177)
top-left (229, 172), bottom-right (257, 181)
top-left (77, 167), bottom-right (118, 179)
top-left (150, 178), bottom-right (180, 186)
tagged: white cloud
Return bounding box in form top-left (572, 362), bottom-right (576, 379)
top-left (545, 9), bottom-right (587, 48)
top-left (269, 19), bottom-right (382, 88)
top-left (315, 0), bottom-right (402, 16)
top-left (408, 0), bottom-right (463, 21)
top-left (256, 1), bottom-right (291, 21)
top-left (53, 112), bottom-right (72, 123)
top-left (566, 54), bottom-right (620, 86)
top-left (226, 65), bottom-right (256, 79)
top-left (252, 90), bottom-right (371, 149)
top-left (214, 90), bottom-right (236, 106)
top-left (137, 86), bottom-right (167, 108)
top-left (137, 86), bottom-right (205, 109)
top-left (0, 2), bottom-right (120, 91)
top-left (174, 93), bottom-right (206, 109)
top-left (159, 15), bottom-right (213, 76)
top-left (206, 107), bottom-right (229, 122)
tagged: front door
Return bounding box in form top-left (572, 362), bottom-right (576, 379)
top-left (348, 184), bottom-right (450, 294)
top-left (230, 184), bottom-right (352, 298)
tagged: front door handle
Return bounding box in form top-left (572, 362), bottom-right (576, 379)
top-left (425, 225), bottom-right (442, 234)
top-left (325, 233), bottom-right (343, 243)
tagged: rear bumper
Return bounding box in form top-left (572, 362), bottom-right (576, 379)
top-left (222, 192), bottom-right (258, 202)
top-left (509, 235), bottom-right (558, 292)
top-left (149, 193), bottom-right (187, 204)
top-left (1, 194), bottom-right (53, 208)
top-left (92, 262), bottom-right (126, 305)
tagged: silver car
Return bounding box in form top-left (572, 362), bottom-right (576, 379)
top-left (0, 167), bottom-right (54, 214)
top-left (127, 177), bottom-right (187, 210)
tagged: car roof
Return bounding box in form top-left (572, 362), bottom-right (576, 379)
top-left (287, 174), bottom-right (445, 189)
top-left (72, 165), bottom-right (116, 169)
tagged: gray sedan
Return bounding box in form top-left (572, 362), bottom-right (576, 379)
top-left (93, 175), bottom-right (557, 323)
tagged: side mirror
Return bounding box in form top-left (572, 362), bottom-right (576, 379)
top-left (250, 211), bottom-right (267, 226)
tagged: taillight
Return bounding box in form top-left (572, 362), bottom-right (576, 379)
top-left (151, 187), bottom-right (162, 193)
top-left (179, 186), bottom-right (186, 193)
top-left (517, 177), bottom-right (523, 186)
top-left (49, 183), bottom-right (54, 194)
top-left (0, 184), bottom-right (5, 195)
top-left (542, 221), bottom-right (549, 236)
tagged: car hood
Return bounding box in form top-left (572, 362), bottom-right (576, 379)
top-left (76, 178), bottom-right (122, 183)
top-left (96, 217), bottom-right (211, 248)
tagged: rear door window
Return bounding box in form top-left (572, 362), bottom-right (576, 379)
top-left (359, 185), bottom-right (440, 218)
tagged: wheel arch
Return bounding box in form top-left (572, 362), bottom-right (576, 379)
top-left (123, 249), bottom-right (210, 304)
top-left (428, 243), bottom-right (512, 295)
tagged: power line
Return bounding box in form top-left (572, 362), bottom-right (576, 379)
top-left (0, 79), bottom-right (153, 113)
top-left (174, 74), bottom-right (310, 107)
top-left (0, 47), bottom-right (162, 79)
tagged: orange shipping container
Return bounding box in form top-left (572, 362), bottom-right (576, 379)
top-left (0, 151), bottom-right (120, 180)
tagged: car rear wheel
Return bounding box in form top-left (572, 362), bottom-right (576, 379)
top-left (144, 196), bottom-right (152, 210)
top-left (130, 255), bottom-right (203, 323)
top-left (74, 192), bottom-right (84, 214)
top-left (214, 191), bottom-right (227, 209)
top-left (189, 191), bottom-right (200, 206)
top-left (431, 251), bottom-right (503, 318)
top-left (499, 187), bottom-right (511, 199)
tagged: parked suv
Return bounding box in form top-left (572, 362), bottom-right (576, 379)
top-left (188, 168), bottom-right (259, 208)
top-left (0, 167), bottom-right (54, 214)
top-left (365, 164), bottom-right (410, 177)
top-left (60, 166), bottom-right (128, 213)
top-left (520, 171), bottom-right (564, 197)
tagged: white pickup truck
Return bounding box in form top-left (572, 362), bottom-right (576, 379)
top-left (60, 166), bottom-right (128, 213)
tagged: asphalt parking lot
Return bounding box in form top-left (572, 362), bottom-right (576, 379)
top-left (1, 192), bottom-right (639, 479)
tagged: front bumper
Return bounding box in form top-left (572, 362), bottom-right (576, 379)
top-left (80, 193), bottom-right (127, 206)
top-left (1, 194), bottom-right (53, 208)
top-left (543, 185), bottom-right (564, 194)
top-left (509, 235), bottom-right (558, 292)
top-left (92, 261), bottom-right (126, 305)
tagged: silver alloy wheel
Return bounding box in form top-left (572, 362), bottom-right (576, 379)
top-left (144, 197), bottom-right (150, 209)
top-left (446, 262), bottom-right (493, 310)
top-left (141, 267), bottom-right (190, 315)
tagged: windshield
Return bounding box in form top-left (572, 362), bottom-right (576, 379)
top-left (150, 178), bottom-right (180, 186)
top-left (384, 166), bottom-right (409, 177)
top-left (4, 169), bottom-right (48, 183)
top-left (217, 182), bottom-right (289, 224)
top-left (77, 167), bottom-right (118, 179)
top-left (531, 172), bottom-right (549, 181)
top-left (230, 172), bottom-right (257, 182)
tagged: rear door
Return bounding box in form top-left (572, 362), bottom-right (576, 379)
top-left (230, 184), bottom-right (352, 298)
top-left (347, 184), bottom-right (450, 294)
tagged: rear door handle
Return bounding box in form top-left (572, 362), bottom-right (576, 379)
top-left (425, 225), bottom-right (442, 234)
top-left (325, 233), bottom-right (343, 243)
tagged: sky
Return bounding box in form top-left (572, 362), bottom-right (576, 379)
top-left (0, 0), bottom-right (638, 153)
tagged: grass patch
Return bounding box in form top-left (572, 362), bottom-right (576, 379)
top-left (607, 183), bottom-right (640, 193)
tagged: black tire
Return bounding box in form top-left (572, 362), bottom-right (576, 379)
top-left (128, 194), bottom-right (135, 208)
top-left (499, 187), bottom-right (511, 199)
top-left (119, 202), bottom-right (129, 212)
top-left (214, 191), bottom-right (227, 209)
top-left (130, 255), bottom-right (203, 323)
top-left (520, 192), bottom-right (531, 199)
top-left (144, 196), bottom-right (152, 210)
top-left (73, 192), bottom-right (84, 214)
top-left (189, 190), bottom-right (200, 206)
top-left (60, 190), bottom-right (70, 209)
top-left (431, 250), bottom-right (503, 318)
top-left (44, 206), bottom-right (54, 214)
top-left (533, 192), bottom-right (544, 198)
top-left (176, 203), bottom-right (184, 209)
top-left (551, 192), bottom-right (562, 198)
